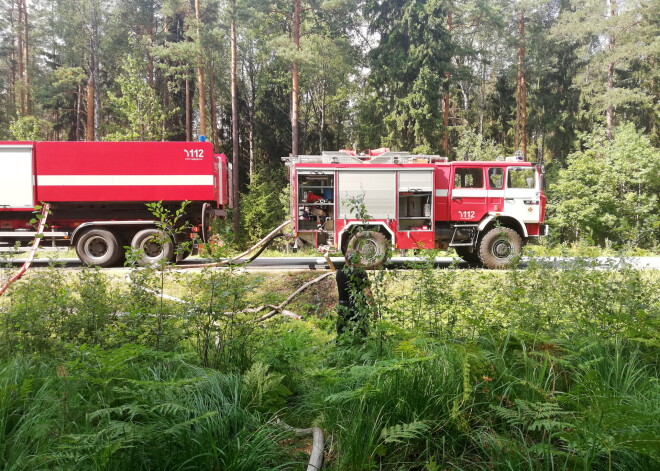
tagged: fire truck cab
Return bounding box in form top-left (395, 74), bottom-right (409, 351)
top-left (285, 150), bottom-right (547, 269)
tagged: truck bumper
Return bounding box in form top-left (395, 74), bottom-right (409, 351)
top-left (540, 224), bottom-right (550, 236)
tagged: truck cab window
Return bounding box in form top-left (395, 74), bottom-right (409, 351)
top-left (454, 168), bottom-right (483, 188)
top-left (507, 168), bottom-right (536, 189)
top-left (488, 168), bottom-right (504, 190)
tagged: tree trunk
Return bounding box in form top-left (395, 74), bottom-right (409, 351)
top-left (8, 0), bottom-right (16, 113)
top-left (319, 80), bottom-right (325, 152)
top-left (86, 74), bottom-right (94, 141)
top-left (75, 83), bottom-right (82, 140)
top-left (291, 0), bottom-right (300, 156)
top-left (194, 0), bottom-right (206, 138)
top-left (147, 25), bottom-right (155, 88)
top-left (147, 51), bottom-right (155, 88)
top-left (231, 0), bottom-right (240, 234)
top-left (22, 0), bottom-right (31, 115)
top-left (209, 58), bottom-right (219, 149)
top-left (248, 50), bottom-right (256, 184)
top-left (90, 2), bottom-right (101, 141)
top-left (185, 77), bottom-right (191, 141)
top-left (606, 0), bottom-right (617, 139)
top-left (442, 8), bottom-right (453, 155)
top-left (93, 57), bottom-right (100, 141)
top-left (17, 0), bottom-right (24, 115)
top-left (515, 9), bottom-right (527, 157)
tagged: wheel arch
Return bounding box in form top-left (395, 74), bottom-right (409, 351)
top-left (478, 214), bottom-right (528, 239)
top-left (70, 221), bottom-right (158, 246)
top-left (338, 221), bottom-right (394, 253)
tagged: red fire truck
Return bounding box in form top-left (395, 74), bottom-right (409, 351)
top-left (0, 141), bottom-right (229, 267)
top-left (285, 150), bottom-right (548, 269)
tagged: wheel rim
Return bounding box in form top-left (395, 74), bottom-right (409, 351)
top-left (84, 236), bottom-right (109, 260)
top-left (357, 238), bottom-right (383, 264)
top-left (140, 236), bottom-right (165, 259)
top-left (492, 238), bottom-right (513, 259)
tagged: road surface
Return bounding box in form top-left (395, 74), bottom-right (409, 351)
top-left (4, 255), bottom-right (660, 271)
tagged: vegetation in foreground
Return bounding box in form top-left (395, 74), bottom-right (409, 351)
top-left (0, 258), bottom-right (658, 470)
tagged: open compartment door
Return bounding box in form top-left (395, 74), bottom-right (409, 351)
top-left (396, 170), bottom-right (434, 249)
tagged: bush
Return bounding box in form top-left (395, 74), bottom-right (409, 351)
top-left (239, 166), bottom-right (289, 243)
top-left (548, 123), bottom-right (660, 249)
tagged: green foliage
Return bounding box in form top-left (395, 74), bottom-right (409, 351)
top-left (454, 128), bottom-right (505, 161)
top-left (364, 0), bottom-right (450, 151)
top-left (0, 349), bottom-right (299, 470)
top-left (183, 266), bottom-right (262, 371)
top-left (1, 247), bottom-right (659, 470)
top-left (552, 0), bottom-right (658, 135)
top-left (9, 116), bottom-right (53, 141)
top-left (239, 166), bottom-right (288, 243)
top-left (549, 123), bottom-right (660, 248)
top-left (104, 48), bottom-right (173, 141)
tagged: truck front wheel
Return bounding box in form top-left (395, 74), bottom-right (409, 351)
top-left (345, 230), bottom-right (388, 269)
top-left (131, 229), bottom-right (175, 266)
top-left (76, 229), bottom-right (122, 267)
top-left (478, 227), bottom-right (523, 269)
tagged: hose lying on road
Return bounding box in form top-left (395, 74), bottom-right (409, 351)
top-left (173, 219), bottom-right (292, 269)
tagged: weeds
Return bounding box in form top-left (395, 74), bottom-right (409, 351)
top-left (0, 348), bottom-right (300, 470)
top-left (0, 260), bottom-right (657, 470)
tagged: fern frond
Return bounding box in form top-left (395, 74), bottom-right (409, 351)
top-left (379, 420), bottom-right (430, 444)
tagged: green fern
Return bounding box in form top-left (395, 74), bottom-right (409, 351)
top-left (241, 362), bottom-right (291, 412)
top-left (491, 399), bottom-right (573, 434)
top-left (379, 420), bottom-right (430, 444)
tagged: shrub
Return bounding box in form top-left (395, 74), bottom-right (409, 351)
top-left (548, 123), bottom-right (660, 249)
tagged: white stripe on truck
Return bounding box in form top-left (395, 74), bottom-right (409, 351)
top-left (37, 175), bottom-right (214, 186)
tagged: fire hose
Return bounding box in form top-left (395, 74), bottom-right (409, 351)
top-left (0, 204), bottom-right (51, 297)
top-left (174, 219), bottom-right (293, 269)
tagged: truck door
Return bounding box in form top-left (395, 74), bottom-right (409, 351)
top-left (486, 166), bottom-right (505, 212)
top-left (504, 166), bottom-right (540, 223)
top-left (0, 143), bottom-right (34, 209)
top-left (450, 166), bottom-right (488, 222)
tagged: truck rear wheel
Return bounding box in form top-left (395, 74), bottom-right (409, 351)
top-left (131, 229), bottom-right (175, 266)
top-left (345, 230), bottom-right (388, 269)
top-left (478, 227), bottom-right (523, 269)
top-left (76, 229), bottom-right (122, 267)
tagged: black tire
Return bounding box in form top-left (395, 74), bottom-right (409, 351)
top-left (345, 230), bottom-right (389, 269)
top-left (176, 243), bottom-right (194, 262)
top-left (478, 227), bottom-right (523, 269)
top-left (455, 246), bottom-right (481, 264)
top-left (131, 229), bottom-right (175, 266)
top-left (76, 229), bottom-right (122, 267)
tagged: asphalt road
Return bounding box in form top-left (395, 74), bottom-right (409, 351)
top-left (5, 255), bottom-right (660, 271)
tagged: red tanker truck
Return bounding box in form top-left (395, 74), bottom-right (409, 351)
top-left (0, 141), bottom-right (229, 267)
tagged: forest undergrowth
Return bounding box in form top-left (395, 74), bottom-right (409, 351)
top-left (0, 256), bottom-right (658, 470)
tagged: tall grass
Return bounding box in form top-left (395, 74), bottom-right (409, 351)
top-left (0, 348), bottom-right (300, 470)
top-left (0, 259), bottom-right (658, 469)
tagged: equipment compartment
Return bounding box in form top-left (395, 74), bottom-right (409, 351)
top-left (297, 173), bottom-right (335, 236)
top-left (398, 192), bottom-right (432, 231)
